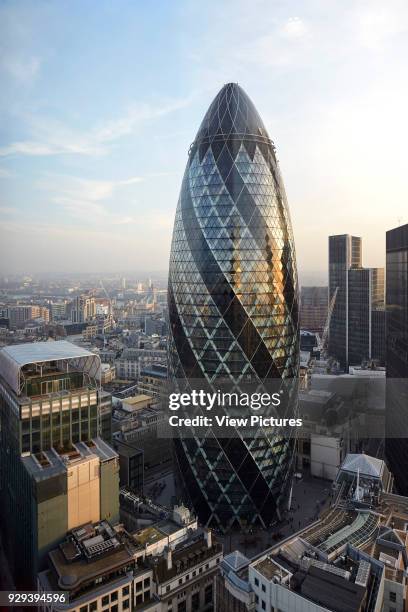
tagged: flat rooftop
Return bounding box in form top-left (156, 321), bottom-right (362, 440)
top-left (22, 437), bottom-right (118, 481)
top-left (49, 538), bottom-right (133, 591)
top-left (133, 526), bottom-right (164, 546)
top-left (300, 565), bottom-right (366, 612)
top-left (254, 556), bottom-right (285, 580)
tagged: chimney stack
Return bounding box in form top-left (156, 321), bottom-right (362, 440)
top-left (205, 529), bottom-right (212, 549)
top-left (166, 546), bottom-right (172, 570)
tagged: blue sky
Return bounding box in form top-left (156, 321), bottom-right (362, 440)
top-left (1, 0), bottom-right (408, 282)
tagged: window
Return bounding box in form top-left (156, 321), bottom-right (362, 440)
top-left (179, 578), bottom-right (183, 585)
top-left (205, 563), bottom-right (209, 570)
top-left (111, 591), bottom-right (118, 601)
top-left (144, 577), bottom-right (150, 588)
top-left (123, 600), bottom-right (129, 610)
top-left (191, 592), bottom-right (200, 610)
top-left (255, 595), bottom-right (259, 604)
top-left (122, 586), bottom-right (129, 597)
top-left (111, 606), bottom-right (118, 612)
top-left (102, 596), bottom-right (109, 607)
top-left (390, 592), bottom-right (397, 603)
top-left (136, 581), bottom-right (143, 592)
top-left (80, 607), bottom-right (88, 612)
top-left (90, 603), bottom-right (97, 612)
top-left (204, 584), bottom-right (213, 605)
top-left (262, 584), bottom-right (266, 592)
top-left (166, 585), bottom-right (171, 593)
top-left (261, 601), bottom-right (266, 610)
top-left (254, 577), bottom-right (259, 587)
top-left (136, 593), bottom-right (143, 605)
top-left (178, 601), bottom-right (186, 612)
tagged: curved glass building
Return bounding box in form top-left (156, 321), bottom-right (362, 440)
top-left (168, 83), bottom-right (299, 531)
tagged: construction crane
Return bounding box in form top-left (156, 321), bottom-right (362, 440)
top-left (319, 286), bottom-right (339, 357)
top-left (99, 279), bottom-right (116, 344)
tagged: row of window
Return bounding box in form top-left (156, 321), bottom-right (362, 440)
top-left (74, 585), bottom-right (131, 612)
top-left (167, 584), bottom-right (213, 612)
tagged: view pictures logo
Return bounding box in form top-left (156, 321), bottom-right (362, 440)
top-left (168, 389), bottom-right (283, 411)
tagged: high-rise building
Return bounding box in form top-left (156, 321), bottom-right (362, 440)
top-left (386, 223), bottom-right (408, 496)
top-left (300, 286), bottom-right (328, 333)
top-left (348, 267), bottom-right (385, 366)
top-left (69, 294), bottom-right (96, 323)
top-left (0, 341), bottom-right (119, 587)
top-left (168, 83), bottom-right (299, 531)
top-left (328, 235), bottom-right (385, 369)
top-left (328, 235), bottom-right (362, 368)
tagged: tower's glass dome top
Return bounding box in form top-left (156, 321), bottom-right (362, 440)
top-left (168, 83), bottom-right (299, 531)
top-left (194, 82), bottom-right (268, 143)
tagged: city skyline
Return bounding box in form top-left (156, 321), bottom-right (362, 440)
top-left (1, 0), bottom-right (408, 279)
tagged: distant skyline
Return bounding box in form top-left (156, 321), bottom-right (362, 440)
top-left (1, 0), bottom-right (407, 284)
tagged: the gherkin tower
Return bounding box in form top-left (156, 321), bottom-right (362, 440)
top-left (168, 83), bottom-right (299, 531)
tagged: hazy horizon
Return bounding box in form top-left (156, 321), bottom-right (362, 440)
top-left (1, 0), bottom-right (407, 280)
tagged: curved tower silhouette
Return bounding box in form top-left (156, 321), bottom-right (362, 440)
top-left (168, 83), bottom-right (299, 531)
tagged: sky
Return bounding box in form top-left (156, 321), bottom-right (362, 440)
top-left (1, 0), bottom-right (408, 285)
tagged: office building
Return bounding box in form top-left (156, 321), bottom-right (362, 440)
top-left (328, 235), bottom-right (385, 369)
top-left (168, 83), bottom-right (299, 531)
top-left (329, 234), bottom-right (360, 368)
top-left (69, 294), bottom-right (96, 323)
top-left (386, 223), bottom-right (408, 496)
top-left (300, 286), bottom-right (328, 333)
top-left (38, 507), bottom-right (222, 612)
top-left (115, 347), bottom-right (166, 381)
top-left (138, 363), bottom-right (168, 398)
top-left (38, 520), bottom-right (153, 612)
top-left (50, 301), bottom-right (67, 321)
top-left (115, 440), bottom-right (144, 493)
top-left (113, 397), bottom-right (172, 483)
top-left (348, 266), bottom-right (385, 366)
top-left (218, 454), bottom-right (406, 612)
top-left (8, 304), bottom-right (50, 328)
top-left (0, 341), bottom-right (119, 586)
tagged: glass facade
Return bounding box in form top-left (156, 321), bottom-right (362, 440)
top-left (168, 83), bottom-right (299, 530)
top-left (328, 235), bottom-right (384, 368)
top-left (0, 347), bottom-right (115, 587)
top-left (386, 224), bottom-right (408, 495)
top-left (328, 235), bottom-right (362, 369)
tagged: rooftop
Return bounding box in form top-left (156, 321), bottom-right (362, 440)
top-left (340, 454), bottom-right (385, 479)
top-left (153, 536), bottom-right (222, 584)
top-left (300, 565), bottom-right (366, 612)
top-left (0, 340), bottom-right (100, 395)
top-left (223, 550), bottom-right (250, 573)
top-left (48, 521), bottom-right (135, 592)
top-left (22, 438), bottom-right (118, 481)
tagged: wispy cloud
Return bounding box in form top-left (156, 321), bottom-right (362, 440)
top-left (0, 94), bottom-right (196, 159)
top-left (36, 173), bottom-right (145, 225)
